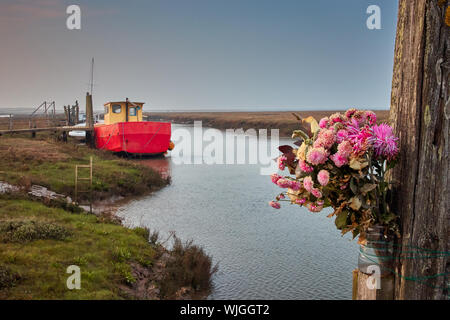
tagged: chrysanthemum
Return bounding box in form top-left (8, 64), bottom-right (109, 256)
top-left (314, 129), bottom-right (335, 149)
top-left (306, 147), bottom-right (329, 165)
top-left (311, 188), bottom-right (322, 199)
top-left (365, 111), bottom-right (377, 125)
top-left (347, 118), bottom-right (372, 154)
top-left (289, 180), bottom-right (302, 191)
top-left (276, 178), bottom-right (291, 188)
top-left (336, 129), bottom-right (349, 144)
top-left (277, 155), bottom-right (287, 170)
top-left (337, 140), bottom-right (353, 157)
top-left (330, 152), bottom-right (348, 167)
top-left (303, 176), bottom-right (314, 192)
top-left (317, 170), bottom-right (330, 186)
top-left (299, 159), bottom-right (314, 173)
top-left (369, 123), bottom-right (399, 160)
top-left (319, 117), bottom-right (329, 129)
top-left (271, 173), bottom-right (282, 184)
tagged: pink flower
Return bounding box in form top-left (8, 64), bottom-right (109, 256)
top-left (303, 176), bottom-right (314, 192)
top-left (347, 118), bottom-right (372, 154)
top-left (329, 113), bottom-right (345, 125)
top-left (365, 111), bottom-right (377, 125)
top-left (289, 180), bottom-right (302, 191)
top-left (299, 159), bottom-right (313, 173)
top-left (336, 129), bottom-right (348, 144)
top-left (269, 201), bottom-right (281, 209)
top-left (345, 108), bottom-right (357, 119)
top-left (276, 178), bottom-right (291, 188)
top-left (277, 155), bottom-right (287, 170)
top-left (314, 129), bottom-right (335, 149)
top-left (369, 123), bottom-right (399, 160)
top-left (295, 198), bottom-right (306, 205)
top-left (317, 170), bottom-right (330, 186)
top-left (319, 117), bottom-right (329, 129)
top-left (316, 200), bottom-right (324, 206)
top-left (340, 184), bottom-right (348, 190)
top-left (311, 188), bottom-right (322, 199)
top-left (278, 194), bottom-right (285, 199)
top-left (306, 147), bottom-right (329, 165)
top-left (337, 140), bottom-right (353, 157)
top-left (330, 152), bottom-right (348, 167)
top-left (271, 173), bottom-right (282, 184)
top-left (308, 203), bottom-right (323, 212)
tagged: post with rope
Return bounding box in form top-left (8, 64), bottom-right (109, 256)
top-left (354, 0), bottom-right (449, 300)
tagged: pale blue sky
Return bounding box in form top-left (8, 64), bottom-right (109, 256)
top-left (0, 0), bottom-right (398, 111)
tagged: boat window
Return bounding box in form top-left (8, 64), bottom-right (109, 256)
top-left (112, 104), bottom-right (121, 114)
top-left (104, 106), bottom-right (109, 114)
top-left (129, 107), bottom-right (137, 116)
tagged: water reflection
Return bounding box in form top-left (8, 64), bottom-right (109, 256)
top-left (139, 157), bottom-right (171, 180)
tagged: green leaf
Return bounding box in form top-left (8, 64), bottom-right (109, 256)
top-left (335, 211), bottom-right (348, 230)
top-left (350, 178), bottom-right (358, 195)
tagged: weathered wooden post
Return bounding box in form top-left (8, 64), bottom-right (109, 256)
top-left (356, 0), bottom-right (449, 300)
top-left (64, 105), bottom-right (69, 125)
top-left (75, 100), bottom-right (79, 125)
top-left (85, 92), bottom-right (95, 147)
top-left (388, 0), bottom-right (449, 300)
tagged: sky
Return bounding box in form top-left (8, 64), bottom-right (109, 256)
top-left (0, 0), bottom-right (399, 112)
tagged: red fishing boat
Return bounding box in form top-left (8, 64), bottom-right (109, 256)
top-left (94, 99), bottom-right (173, 155)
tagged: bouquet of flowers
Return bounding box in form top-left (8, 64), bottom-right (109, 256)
top-left (269, 109), bottom-right (400, 243)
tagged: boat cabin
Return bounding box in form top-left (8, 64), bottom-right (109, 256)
top-left (103, 99), bottom-right (144, 125)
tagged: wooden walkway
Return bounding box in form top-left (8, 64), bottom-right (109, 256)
top-left (0, 126), bottom-right (94, 135)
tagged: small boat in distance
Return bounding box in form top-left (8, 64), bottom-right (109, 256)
top-left (94, 99), bottom-right (172, 155)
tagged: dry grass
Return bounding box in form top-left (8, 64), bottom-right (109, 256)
top-left (148, 110), bottom-right (390, 136)
top-left (0, 136), bottom-right (169, 201)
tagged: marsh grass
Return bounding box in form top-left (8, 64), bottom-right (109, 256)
top-left (160, 235), bottom-right (218, 299)
top-left (0, 136), bottom-right (168, 201)
top-left (0, 195), bottom-right (157, 299)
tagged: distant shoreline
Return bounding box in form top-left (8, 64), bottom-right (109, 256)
top-left (146, 110), bottom-right (390, 137)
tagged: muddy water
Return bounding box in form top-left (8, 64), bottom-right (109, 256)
top-left (117, 124), bottom-right (358, 299)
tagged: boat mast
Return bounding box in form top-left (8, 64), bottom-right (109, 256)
top-left (90, 58), bottom-right (94, 95)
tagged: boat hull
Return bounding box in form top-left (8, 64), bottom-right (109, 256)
top-left (94, 121), bottom-right (171, 155)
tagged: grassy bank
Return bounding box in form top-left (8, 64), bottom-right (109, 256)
top-left (0, 194), bottom-right (156, 299)
top-left (0, 194), bottom-right (216, 299)
top-left (148, 110), bottom-right (390, 137)
top-left (0, 135), bottom-right (168, 201)
top-left (0, 135), bottom-right (216, 299)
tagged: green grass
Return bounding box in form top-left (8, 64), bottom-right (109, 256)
top-left (0, 136), bottom-right (168, 201)
top-left (0, 195), bottom-right (156, 299)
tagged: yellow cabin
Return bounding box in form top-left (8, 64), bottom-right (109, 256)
top-left (103, 100), bottom-right (144, 125)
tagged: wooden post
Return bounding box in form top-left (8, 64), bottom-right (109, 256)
top-left (8, 115), bottom-right (12, 130)
top-left (388, 0), bottom-right (448, 300)
top-left (64, 105), bottom-right (69, 125)
top-left (85, 93), bottom-right (95, 147)
top-left (75, 100), bottom-right (79, 125)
